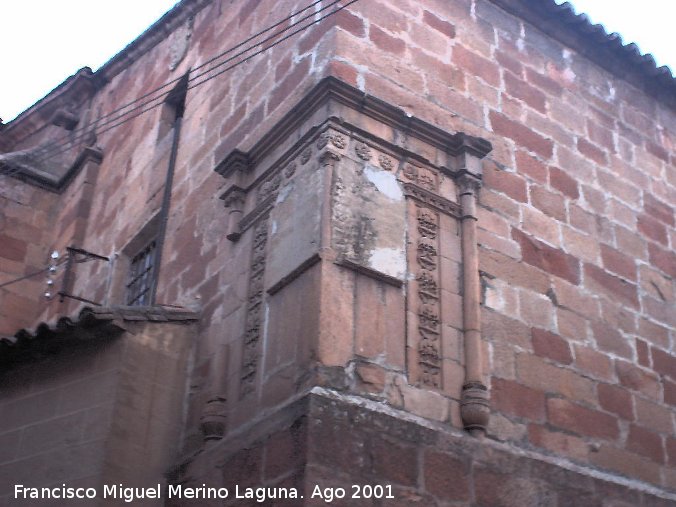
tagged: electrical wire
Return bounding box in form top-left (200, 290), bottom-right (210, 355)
top-left (33, 0), bottom-right (351, 164)
top-left (32, 0), bottom-right (360, 165)
top-left (0, 257), bottom-right (68, 290)
top-left (0, 1), bottom-right (361, 311)
top-left (20, 0), bottom-right (355, 167)
top-left (10, 0), bottom-right (327, 152)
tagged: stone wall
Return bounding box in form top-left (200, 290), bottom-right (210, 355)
top-left (0, 178), bottom-right (59, 334)
top-left (171, 391), bottom-right (676, 506)
top-left (0, 340), bottom-right (116, 507)
top-left (320, 0), bottom-right (675, 488)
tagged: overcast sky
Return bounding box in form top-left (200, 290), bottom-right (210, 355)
top-left (0, 0), bottom-right (673, 122)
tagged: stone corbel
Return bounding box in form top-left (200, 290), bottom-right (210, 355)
top-left (214, 148), bottom-right (250, 178)
top-left (51, 108), bottom-right (79, 130)
top-left (318, 148), bottom-right (341, 166)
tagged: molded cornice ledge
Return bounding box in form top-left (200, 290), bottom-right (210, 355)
top-left (0, 146), bottom-right (103, 193)
top-left (1, 68), bottom-right (96, 147)
top-left (0, 145), bottom-right (104, 193)
top-left (214, 77), bottom-right (492, 180)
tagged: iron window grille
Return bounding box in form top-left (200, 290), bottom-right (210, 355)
top-left (126, 240), bottom-right (157, 306)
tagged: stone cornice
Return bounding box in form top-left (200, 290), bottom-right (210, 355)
top-left (2, 68), bottom-right (97, 145)
top-left (2, 146), bottom-right (104, 193)
top-left (215, 76), bottom-right (493, 179)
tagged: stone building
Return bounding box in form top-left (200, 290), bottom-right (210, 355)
top-left (0, 0), bottom-right (674, 505)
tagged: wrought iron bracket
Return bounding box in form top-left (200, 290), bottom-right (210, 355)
top-left (58, 246), bottom-right (109, 306)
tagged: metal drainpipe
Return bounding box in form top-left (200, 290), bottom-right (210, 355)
top-left (458, 173), bottom-right (490, 437)
top-left (149, 110), bottom-right (184, 305)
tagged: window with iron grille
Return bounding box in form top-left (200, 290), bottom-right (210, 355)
top-left (126, 240), bottom-right (157, 306)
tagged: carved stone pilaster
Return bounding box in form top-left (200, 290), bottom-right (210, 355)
top-left (401, 162), bottom-right (449, 390)
top-left (457, 159), bottom-right (489, 436)
top-left (414, 205), bottom-right (442, 388)
top-left (240, 218), bottom-right (269, 399)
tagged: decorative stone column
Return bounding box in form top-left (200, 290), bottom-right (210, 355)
top-left (457, 149), bottom-right (490, 436)
top-left (222, 187), bottom-right (246, 242)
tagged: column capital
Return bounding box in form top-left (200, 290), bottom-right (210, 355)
top-left (457, 172), bottom-right (482, 194)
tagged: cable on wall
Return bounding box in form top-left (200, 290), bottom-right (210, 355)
top-left (5, 0), bottom-right (358, 170)
top-left (8, 0), bottom-right (329, 152)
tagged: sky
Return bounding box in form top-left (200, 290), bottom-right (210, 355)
top-left (0, 0), bottom-right (180, 122)
top-left (0, 0), bottom-right (674, 123)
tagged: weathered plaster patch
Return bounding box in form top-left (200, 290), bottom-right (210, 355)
top-left (370, 247), bottom-right (406, 279)
top-left (364, 166), bottom-right (403, 201)
top-left (276, 182), bottom-right (292, 204)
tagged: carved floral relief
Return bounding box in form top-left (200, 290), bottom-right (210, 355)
top-left (240, 218), bottom-right (269, 398)
top-left (413, 205), bottom-right (442, 388)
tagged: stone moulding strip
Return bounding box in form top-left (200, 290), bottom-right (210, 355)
top-left (402, 182), bottom-right (462, 218)
top-left (267, 254), bottom-right (322, 296)
top-left (334, 258), bottom-right (404, 288)
top-left (3, 145), bottom-right (103, 193)
top-left (238, 195), bottom-right (276, 234)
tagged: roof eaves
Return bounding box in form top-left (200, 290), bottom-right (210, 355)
top-left (0, 305), bottom-right (199, 369)
top-left (490, 0), bottom-right (676, 108)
